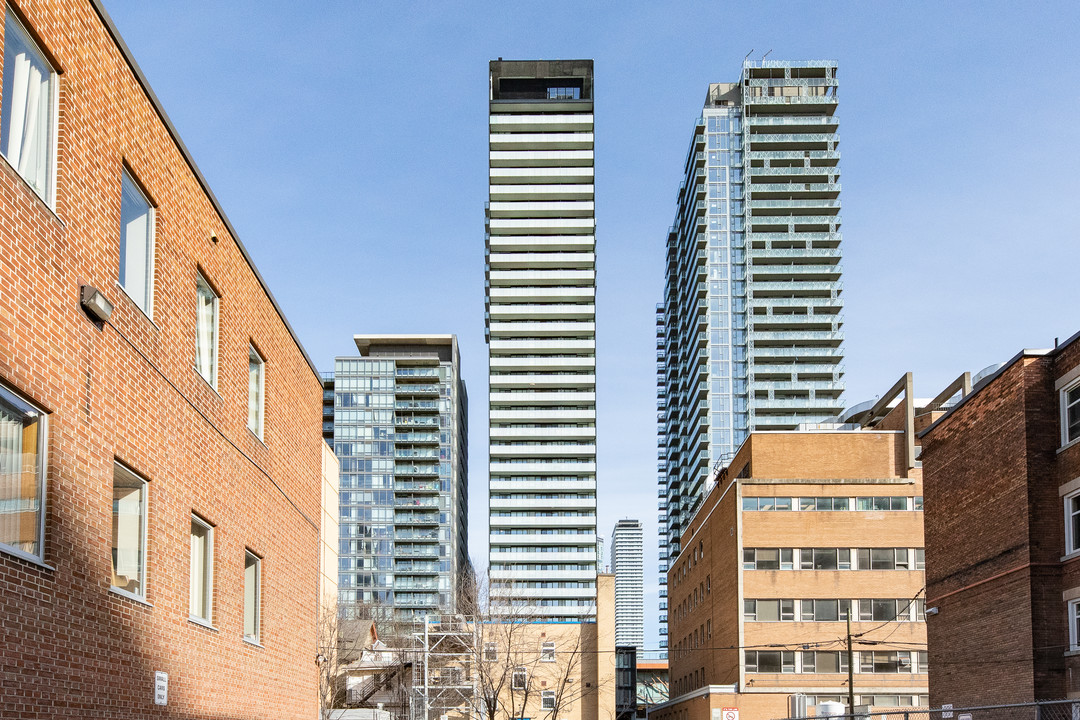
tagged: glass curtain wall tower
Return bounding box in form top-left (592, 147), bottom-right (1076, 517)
top-left (611, 519), bottom-right (645, 654)
top-left (325, 335), bottom-right (469, 620)
top-left (657, 61), bottom-right (845, 643)
top-left (486, 59), bottom-right (598, 619)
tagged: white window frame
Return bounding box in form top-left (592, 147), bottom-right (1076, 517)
top-left (243, 550), bottom-right (261, 644)
top-left (111, 462), bottom-right (148, 601)
top-left (0, 381), bottom-right (48, 563)
top-left (194, 272), bottom-right (219, 389)
top-left (1070, 599), bottom-right (1080, 651)
top-left (541, 640), bottom-right (556, 662)
top-left (511, 666), bottom-right (527, 691)
top-left (541, 690), bottom-right (556, 709)
top-left (1, 7), bottom-right (58, 207)
top-left (1066, 490), bottom-right (1080, 556)
top-left (483, 642), bottom-right (497, 661)
top-left (247, 345), bottom-right (265, 438)
top-left (1062, 379), bottom-right (1080, 448)
top-left (117, 168), bottom-right (156, 318)
top-left (189, 514), bottom-right (214, 625)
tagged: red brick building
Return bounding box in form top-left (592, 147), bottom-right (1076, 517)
top-left (0, 1), bottom-right (325, 717)
top-left (920, 331), bottom-right (1080, 708)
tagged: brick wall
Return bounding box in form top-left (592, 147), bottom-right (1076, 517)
top-left (922, 338), bottom-right (1080, 707)
top-left (0, 1), bottom-right (324, 717)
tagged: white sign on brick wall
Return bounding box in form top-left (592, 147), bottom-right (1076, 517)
top-left (154, 671), bottom-right (168, 706)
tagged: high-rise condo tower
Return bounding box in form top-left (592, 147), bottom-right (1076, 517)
top-left (486, 59), bottom-right (598, 619)
top-left (611, 519), bottom-right (645, 654)
top-left (657, 61), bottom-right (845, 644)
top-left (325, 335), bottom-right (469, 620)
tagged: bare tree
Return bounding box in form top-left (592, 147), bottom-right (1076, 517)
top-left (457, 572), bottom-right (609, 720)
top-left (317, 602), bottom-right (378, 719)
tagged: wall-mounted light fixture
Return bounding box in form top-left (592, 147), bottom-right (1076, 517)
top-left (80, 284), bottom-right (113, 324)
top-left (926, 606), bottom-right (940, 616)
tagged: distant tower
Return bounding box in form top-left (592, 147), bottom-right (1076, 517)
top-left (486, 59), bottom-right (598, 619)
top-left (325, 335), bottom-right (469, 620)
top-left (658, 60), bottom-right (845, 644)
top-left (611, 520), bottom-right (644, 653)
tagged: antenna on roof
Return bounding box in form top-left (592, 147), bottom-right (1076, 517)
top-left (763, 49), bottom-right (773, 61)
top-left (744, 49), bottom-right (754, 64)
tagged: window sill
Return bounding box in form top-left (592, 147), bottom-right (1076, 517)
top-left (114, 281), bottom-right (159, 330)
top-left (1060, 437), bottom-right (1080, 455)
top-left (1062, 550), bottom-right (1080, 563)
top-left (247, 427), bottom-right (267, 448)
top-left (188, 616), bottom-right (217, 631)
top-left (242, 636), bottom-right (264, 649)
top-left (0, 151), bottom-right (63, 227)
top-left (0, 543), bottom-right (55, 571)
top-left (1064, 649), bottom-right (1080, 658)
top-left (109, 586), bottom-right (152, 607)
top-left (192, 367), bottom-right (223, 399)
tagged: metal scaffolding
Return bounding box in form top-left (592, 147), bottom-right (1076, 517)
top-left (411, 614), bottom-right (478, 720)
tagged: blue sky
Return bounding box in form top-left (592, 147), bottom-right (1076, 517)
top-left (105, 0), bottom-right (1080, 650)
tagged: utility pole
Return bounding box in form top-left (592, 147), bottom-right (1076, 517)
top-left (846, 609), bottom-right (855, 714)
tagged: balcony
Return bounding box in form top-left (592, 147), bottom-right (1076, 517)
top-left (396, 367), bottom-right (440, 380)
top-left (395, 383), bottom-right (441, 396)
top-left (395, 400), bottom-right (440, 411)
top-left (395, 416), bottom-right (440, 428)
top-left (395, 465), bottom-right (440, 476)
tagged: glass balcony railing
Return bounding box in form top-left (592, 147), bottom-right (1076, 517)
top-left (396, 368), bottom-right (440, 379)
top-left (395, 480), bottom-right (441, 493)
top-left (395, 416), bottom-right (440, 427)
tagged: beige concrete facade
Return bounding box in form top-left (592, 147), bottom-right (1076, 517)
top-left (653, 394), bottom-right (935, 720)
top-left (322, 440), bottom-right (341, 611)
top-left (485, 573), bottom-right (616, 720)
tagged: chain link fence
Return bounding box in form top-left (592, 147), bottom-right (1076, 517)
top-left (786, 699), bottom-right (1080, 720)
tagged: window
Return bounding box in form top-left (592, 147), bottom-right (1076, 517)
top-left (511, 666), bottom-right (527, 690)
top-left (859, 598), bottom-right (904, 622)
top-left (111, 463), bottom-right (148, 598)
top-left (802, 651), bottom-right (847, 673)
top-left (856, 548), bottom-right (910, 570)
top-left (118, 170), bottom-right (155, 315)
top-left (1, 9), bottom-right (55, 202)
top-left (799, 497), bottom-right (849, 511)
top-left (189, 515), bottom-right (213, 624)
top-left (195, 273), bottom-right (218, 387)
top-left (860, 651), bottom-right (906, 674)
top-left (483, 642), bottom-right (497, 661)
top-left (0, 382), bottom-right (47, 561)
top-left (915, 548), bottom-right (925, 570)
top-left (800, 548), bottom-right (850, 570)
top-left (541, 640), bottom-right (555, 661)
top-left (743, 548), bottom-right (793, 570)
top-left (1064, 381), bottom-right (1080, 446)
top-left (744, 598), bottom-right (794, 621)
top-left (856, 496), bottom-right (908, 511)
top-left (244, 550), bottom-right (261, 643)
top-left (745, 650), bottom-right (794, 673)
top-left (1066, 491), bottom-right (1080, 555)
top-left (800, 599), bottom-right (851, 622)
top-left (248, 346), bottom-right (265, 437)
top-left (742, 497), bottom-right (791, 511)
top-left (541, 690), bottom-right (555, 709)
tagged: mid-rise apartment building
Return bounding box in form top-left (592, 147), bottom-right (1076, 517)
top-left (325, 335), bottom-right (469, 619)
top-left (0, 1), bottom-right (328, 716)
top-left (486, 59), bottom-right (599, 618)
top-left (652, 377), bottom-right (941, 720)
top-left (611, 519), bottom-right (645, 654)
top-left (920, 332), bottom-right (1080, 707)
top-left (657, 61), bottom-right (846, 629)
